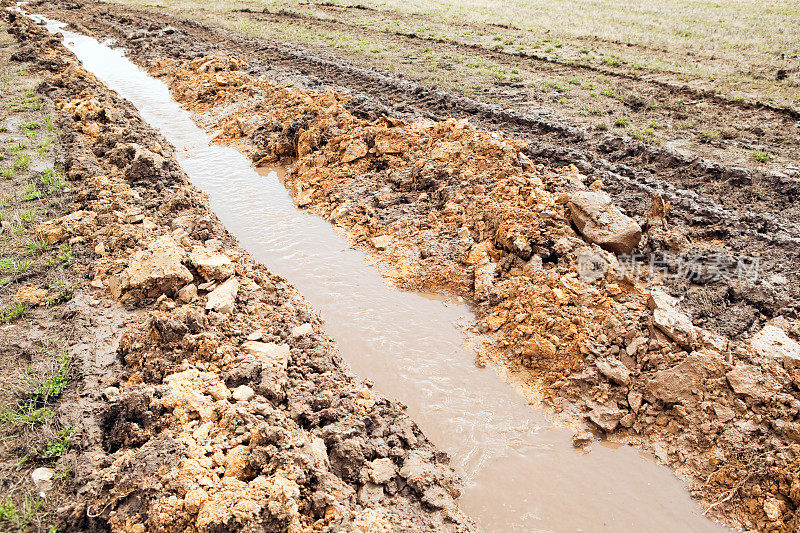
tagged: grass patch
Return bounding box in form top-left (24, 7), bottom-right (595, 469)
top-left (614, 116), bottom-right (630, 127)
top-left (13, 154), bottom-right (30, 172)
top-left (0, 495), bottom-right (43, 533)
top-left (44, 426), bottom-right (74, 458)
top-left (22, 182), bottom-right (41, 201)
top-left (0, 301), bottom-right (29, 324)
top-left (29, 352), bottom-right (71, 404)
top-left (751, 150), bottom-right (771, 162)
top-left (26, 235), bottom-right (49, 255)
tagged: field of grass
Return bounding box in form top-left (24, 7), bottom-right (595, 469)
top-left (110, 0), bottom-right (800, 108)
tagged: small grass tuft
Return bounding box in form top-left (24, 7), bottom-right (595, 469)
top-left (752, 150), bottom-right (771, 162)
top-left (44, 427), bottom-right (74, 458)
top-left (26, 235), bottom-right (49, 255)
top-left (0, 301), bottom-right (29, 324)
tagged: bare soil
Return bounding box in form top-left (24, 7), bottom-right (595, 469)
top-left (22, 1), bottom-right (800, 531)
top-left (0, 8), bottom-right (476, 532)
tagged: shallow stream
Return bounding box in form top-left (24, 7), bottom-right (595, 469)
top-left (27, 10), bottom-right (730, 532)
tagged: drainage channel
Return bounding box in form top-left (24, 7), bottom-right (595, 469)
top-left (28, 11), bottom-right (730, 533)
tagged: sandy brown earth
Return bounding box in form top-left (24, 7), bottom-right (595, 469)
top-left (0, 9), bottom-right (477, 532)
top-left (7, 1), bottom-right (800, 532)
top-left (33, 13), bottom-right (800, 533)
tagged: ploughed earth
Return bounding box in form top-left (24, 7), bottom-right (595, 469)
top-left (2, 0), bottom-right (800, 532)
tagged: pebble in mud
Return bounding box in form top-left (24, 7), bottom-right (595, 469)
top-left (231, 385), bottom-right (254, 402)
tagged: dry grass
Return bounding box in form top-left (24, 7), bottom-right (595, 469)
top-left (108, 0), bottom-right (800, 107)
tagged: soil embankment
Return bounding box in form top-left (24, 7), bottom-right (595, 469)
top-left (0, 9), bottom-right (475, 532)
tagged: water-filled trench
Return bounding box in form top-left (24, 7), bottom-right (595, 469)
top-left (26, 10), bottom-right (730, 532)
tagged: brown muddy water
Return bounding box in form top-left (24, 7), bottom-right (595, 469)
top-left (27, 9), bottom-right (732, 532)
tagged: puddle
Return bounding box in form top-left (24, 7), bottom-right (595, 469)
top-left (27, 10), bottom-right (731, 532)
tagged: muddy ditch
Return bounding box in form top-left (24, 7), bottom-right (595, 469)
top-left (23, 10), bottom-right (745, 533)
top-left (2, 9), bottom-right (478, 532)
top-left (35, 19), bottom-right (800, 533)
top-left (11, 2), bottom-right (800, 532)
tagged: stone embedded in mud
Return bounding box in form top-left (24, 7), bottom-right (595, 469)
top-left (231, 385), bottom-right (255, 402)
top-left (595, 357), bottom-right (631, 385)
top-left (356, 386), bottom-right (376, 412)
top-left (764, 497), bottom-right (783, 522)
top-left (567, 190), bottom-right (642, 254)
top-left (242, 340), bottom-right (290, 370)
top-left (14, 285), bottom-right (49, 306)
top-left (572, 430), bottom-right (594, 447)
top-left (224, 445), bottom-right (251, 479)
top-left (750, 324), bottom-right (800, 369)
top-left (35, 209), bottom-right (97, 244)
top-left (627, 390), bottom-right (643, 412)
top-left (523, 336), bottom-right (557, 360)
top-left (368, 458), bottom-right (396, 484)
top-left (291, 323), bottom-right (313, 337)
top-left (467, 241), bottom-right (498, 300)
top-left (587, 401), bottom-right (625, 432)
top-left (422, 485), bottom-right (455, 510)
top-left (189, 244), bottom-right (235, 282)
top-left (31, 467), bottom-right (54, 495)
top-left (648, 290), bottom-right (698, 349)
top-left (341, 138), bottom-right (368, 163)
top-left (109, 235), bottom-right (194, 298)
top-left (205, 276), bottom-right (239, 314)
top-left (726, 364), bottom-right (774, 401)
top-left (646, 354), bottom-right (711, 404)
top-left (178, 283), bottom-right (198, 303)
top-left (370, 235), bottom-right (392, 250)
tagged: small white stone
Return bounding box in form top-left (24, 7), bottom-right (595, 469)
top-left (291, 323), bottom-right (313, 337)
top-left (231, 385), bottom-right (254, 402)
top-left (368, 458), bottom-right (396, 484)
top-left (247, 330), bottom-right (264, 341)
top-left (31, 467), bottom-right (54, 495)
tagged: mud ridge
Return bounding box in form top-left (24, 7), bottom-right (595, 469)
top-left (245, 5), bottom-right (800, 120)
top-left (6, 10), bottom-right (476, 532)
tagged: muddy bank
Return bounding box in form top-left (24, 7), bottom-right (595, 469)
top-left (4, 10), bottom-right (475, 532)
top-left (30, 0), bottom-right (800, 346)
top-left (137, 51), bottom-right (800, 531)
